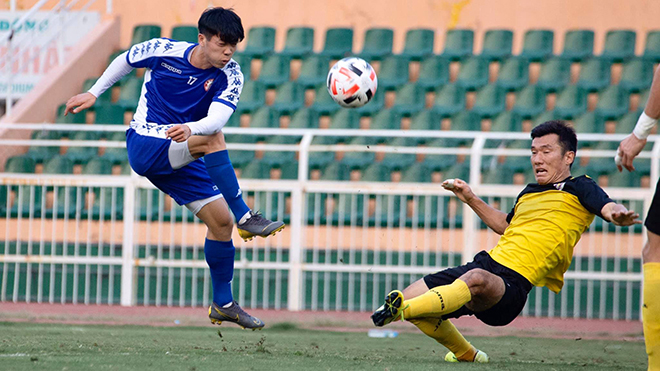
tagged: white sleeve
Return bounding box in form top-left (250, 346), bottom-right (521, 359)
top-left (633, 111), bottom-right (658, 140)
top-left (87, 51), bottom-right (134, 98)
top-left (184, 101), bottom-right (234, 136)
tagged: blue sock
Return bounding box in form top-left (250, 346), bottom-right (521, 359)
top-left (204, 150), bottom-right (250, 222)
top-left (204, 238), bottom-right (235, 306)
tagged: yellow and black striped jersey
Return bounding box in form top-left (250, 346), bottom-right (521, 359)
top-left (488, 175), bottom-right (613, 293)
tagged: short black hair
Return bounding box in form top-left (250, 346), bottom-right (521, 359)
top-left (531, 120), bottom-right (578, 163)
top-left (198, 7), bottom-right (244, 45)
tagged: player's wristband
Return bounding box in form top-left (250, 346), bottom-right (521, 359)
top-left (633, 111), bottom-right (658, 140)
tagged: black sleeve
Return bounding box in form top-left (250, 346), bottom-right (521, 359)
top-left (575, 176), bottom-right (614, 219)
top-left (506, 206), bottom-right (516, 223)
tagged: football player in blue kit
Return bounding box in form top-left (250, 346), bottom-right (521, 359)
top-left (64, 7), bottom-right (282, 329)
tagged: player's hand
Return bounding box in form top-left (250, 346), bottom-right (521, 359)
top-left (64, 92), bottom-right (96, 116)
top-left (441, 178), bottom-right (476, 204)
top-left (610, 209), bottom-right (642, 227)
top-left (166, 124), bottom-right (191, 143)
top-left (616, 134), bottom-right (647, 172)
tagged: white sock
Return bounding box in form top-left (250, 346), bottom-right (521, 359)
top-left (238, 211), bottom-right (251, 225)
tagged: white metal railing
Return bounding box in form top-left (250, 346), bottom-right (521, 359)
top-left (0, 126), bottom-right (657, 320)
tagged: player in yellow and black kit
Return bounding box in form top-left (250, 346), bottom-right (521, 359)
top-left (371, 121), bottom-right (642, 363)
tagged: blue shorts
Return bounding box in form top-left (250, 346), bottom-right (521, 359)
top-left (126, 128), bottom-right (221, 206)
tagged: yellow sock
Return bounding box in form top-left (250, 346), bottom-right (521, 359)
top-left (644, 263), bottom-right (660, 371)
top-left (402, 279), bottom-right (472, 319)
top-left (409, 318), bottom-right (476, 361)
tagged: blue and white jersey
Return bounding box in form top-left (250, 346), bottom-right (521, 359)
top-left (126, 38), bottom-right (243, 138)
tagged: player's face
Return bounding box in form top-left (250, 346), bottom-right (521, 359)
top-left (530, 134), bottom-right (574, 185)
top-left (200, 34), bottom-right (237, 69)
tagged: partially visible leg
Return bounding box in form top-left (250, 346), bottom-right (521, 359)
top-left (643, 231), bottom-right (660, 371)
top-left (402, 268), bottom-right (505, 319)
top-left (402, 279), bottom-right (480, 362)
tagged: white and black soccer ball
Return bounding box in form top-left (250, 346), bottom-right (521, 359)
top-left (326, 57), bottom-right (378, 108)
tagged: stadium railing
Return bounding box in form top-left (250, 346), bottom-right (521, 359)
top-left (0, 124), bottom-right (658, 321)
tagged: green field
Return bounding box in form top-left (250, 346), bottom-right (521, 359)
top-left (0, 322), bottom-right (647, 370)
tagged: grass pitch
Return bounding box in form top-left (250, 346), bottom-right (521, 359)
top-left (0, 322), bottom-right (646, 370)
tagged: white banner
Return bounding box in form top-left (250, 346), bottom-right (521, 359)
top-left (0, 10), bottom-right (100, 98)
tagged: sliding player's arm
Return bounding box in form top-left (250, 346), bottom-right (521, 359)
top-left (601, 202), bottom-right (642, 227)
top-left (442, 178), bottom-right (510, 235)
top-left (64, 51), bottom-right (135, 115)
top-left (616, 65), bottom-right (660, 171)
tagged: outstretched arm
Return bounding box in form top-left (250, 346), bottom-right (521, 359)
top-left (616, 65), bottom-right (660, 171)
top-left (442, 178), bottom-right (509, 235)
top-left (601, 202), bottom-right (642, 227)
top-left (165, 102), bottom-right (235, 142)
top-left (64, 51), bottom-right (134, 116)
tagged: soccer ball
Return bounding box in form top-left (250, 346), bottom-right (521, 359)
top-left (326, 57), bottom-right (378, 108)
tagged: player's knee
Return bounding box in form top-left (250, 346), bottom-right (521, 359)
top-left (460, 269), bottom-right (490, 295)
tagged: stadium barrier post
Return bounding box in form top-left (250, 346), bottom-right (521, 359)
top-left (120, 172), bottom-right (137, 306)
top-left (462, 135), bottom-right (486, 265)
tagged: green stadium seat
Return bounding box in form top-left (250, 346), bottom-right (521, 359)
top-left (26, 130), bottom-right (59, 163)
top-left (432, 84), bottom-right (466, 117)
top-left (360, 28), bottom-right (394, 60)
top-left (362, 163), bottom-right (390, 182)
top-left (481, 29), bottom-right (513, 61)
top-left (409, 110), bottom-right (441, 131)
top-left (131, 25), bottom-right (162, 45)
top-left (241, 160), bottom-right (270, 179)
top-left (249, 107), bottom-right (280, 129)
top-left (512, 85), bottom-right (546, 119)
top-left (553, 85), bottom-right (587, 119)
top-left (561, 30), bottom-right (595, 61)
top-left (572, 111), bottom-right (604, 133)
top-left (43, 155), bottom-right (74, 174)
top-left (342, 137), bottom-right (376, 168)
top-left (402, 163), bottom-right (431, 183)
top-left (449, 111), bottom-right (481, 131)
top-left (288, 107), bottom-right (319, 129)
top-left (520, 30), bottom-right (554, 62)
top-left (101, 133), bottom-right (129, 165)
top-left (5, 155), bottom-right (36, 173)
top-left (576, 58), bottom-right (611, 92)
top-left (117, 77), bottom-right (143, 111)
top-left (55, 103), bottom-right (86, 124)
top-left (619, 58), bottom-right (654, 93)
top-left (490, 111), bottom-right (522, 132)
top-left (455, 57), bottom-right (489, 91)
top-left (281, 27), bottom-right (314, 58)
top-left (441, 29), bottom-right (474, 61)
top-left (311, 84), bottom-right (341, 115)
top-left (83, 185), bottom-right (124, 221)
top-left (369, 109), bottom-right (401, 130)
top-left (257, 54), bottom-right (291, 88)
top-left (235, 80), bottom-right (265, 114)
top-left (296, 55), bottom-right (330, 88)
top-left (320, 162), bottom-right (350, 181)
top-left (533, 110), bottom-right (558, 125)
top-left (320, 28), bottom-right (353, 59)
top-left (423, 140), bottom-right (458, 171)
top-left (355, 86), bottom-right (385, 115)
top-left (277, 161), bottom-right (299, 180)
top-left (82, 78), bottom-right (111, 104)
top-left (639, 88), bottom-right (651, 108)
top-left (482, 164), bottom-right (514, 184)
top-left (65, 132), bottom-right (101, 163)
top-left (241, 26), bottom-right (276, 58)
top-left (616, 109), bottom-right (643, 133)
top-left (83, 157), bottom-right (113, 175)
top-left (401, 28), bottom-right (435, 60)
top-left (328, 109), bottom-right (359, 129)
top-left (271, 82), bottom-right (304, 114)
top-left (377, 55), bottom-right (411, 90)
top-left (595, 85), bottom-right (629, 120)
top-left (643, 31), bottom-right (660, 62)
top-left (601, 30), bottom-right (636, 62)
top-left (171, 25), bottom-right (198, 43)
top-left (417, 55), bottom-right (449, 91)
top-left (472, 84), bottom-right (506, 118)
top-left (496, 57), bottom-right (529, 92)
top-left (226, 142), bottom-right (255, 168)
top-left (263, 137), bottom-right (297, 166)
top-left (94, 104), bottom-right (125, 125)
top-left (231, 53), bottom-right (252, 80)
top-left (536, 57), bottom-right (571, 93)
top-left (382, 137), bottom-right (417, 170)
top-left (308, 149), bottom-right (336, 170)
top-left (391, 83), bottom-right (425, 116)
